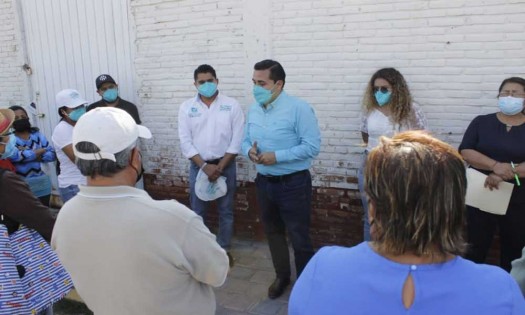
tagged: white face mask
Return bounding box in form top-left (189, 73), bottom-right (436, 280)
top-left (498, 96), bottom-right (524, 116)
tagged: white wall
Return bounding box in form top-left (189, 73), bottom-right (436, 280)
top-left (131, 0), bottom-right (525, 188)
top-left (0, 0), bottom-right (26, 106)
top-left (2, 0), bottom-right (525, 189)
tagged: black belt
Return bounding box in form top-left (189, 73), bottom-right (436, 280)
top-left (205, 158), bottom-right (223, 165)
top-left (258, 170), bottom-right (308, 183)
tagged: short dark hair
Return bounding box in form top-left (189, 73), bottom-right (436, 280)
top-left (8, 105), bottom-right (27, 116)
top-left (365, 130), bottom-right (467, 257)
top-left (194, 64), bottom-right (217, 81)
top-left (75, 141), bottom-right (134, 178)
top-left (498, 76), bottom-right (525, 95)
top-left (254, 59), bottom-right (286, 87)
top-left (9, 105), bottom-right (39, 132)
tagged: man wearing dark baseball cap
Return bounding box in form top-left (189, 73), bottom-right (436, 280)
top-left (87, 74), bottom-right (142, 124)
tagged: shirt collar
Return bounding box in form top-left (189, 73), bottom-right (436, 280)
top-left (194, 91), bottom-right (221, 107)
top-left (78, 185), bottom-right (149, 199)
top-left (258, 90), bottom-right (286, 111)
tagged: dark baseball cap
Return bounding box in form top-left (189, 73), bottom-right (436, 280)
top-left (95, 74), bottom-right (116, 90)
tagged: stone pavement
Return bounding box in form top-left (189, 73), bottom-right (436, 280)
top-left (216, 238), bottom-right (292, 315)
top-left (55, 237), bottom-right (294, 315)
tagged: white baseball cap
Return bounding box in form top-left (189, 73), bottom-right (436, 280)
top-left (195, 169), bottom-right (227, 201)
top-left (56, 89), bottom-right (88, 108)
top-left (73, 107), bottom-right (152, 162)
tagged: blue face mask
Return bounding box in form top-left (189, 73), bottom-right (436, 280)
top-left (197, 82), bottom-right (218, 98)
top-left (1, 135), bottom-right (17, 160)
top-left (498, 96), bottom-right (524, 116)
top-left (253, 85), bottom-right (275, 105)
top-left (374, 91), bottom-right (392, 106)
top-left (68, 106), bottom-right (86, 122)
top-left (102, 88), bottom-right (119, 102)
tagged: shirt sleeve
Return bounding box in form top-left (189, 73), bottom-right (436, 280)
top-left (241, 108), bottom-right (253, 157)
top-left (360, 109), bottom-right (368, 133)
top-left (226, 101), bottom-right (245, 155)
top-left (0, 171), bottom-right (55, 240)
top-left (459, 116), bottom-right (481, 151)
top-left (52, 123), bottom-right (72, 150)
top-left (181, 216), bottom-right (229, 287)
top-left (274, 102), bottom-right (321, 163)
top-left (178, 102), bottom-right (200, 159)
top-left (411, 103), bottom-right (428, 130)
top-left (40, 132), bottom-right (57, 162)
top-left (511, 247), bottom-right (525, 296)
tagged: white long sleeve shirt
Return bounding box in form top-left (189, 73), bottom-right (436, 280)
top-left (178, 92), bottom-right (245, 161)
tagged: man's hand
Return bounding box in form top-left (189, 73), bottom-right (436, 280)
top-left (202, 164), bottom-right (222, 182)
top-left (248, 141), bottom-right (260, 163)
top-left (257, 152), bottom-right (276, 165)
top-left (484, 173), bottom-right (503, 191)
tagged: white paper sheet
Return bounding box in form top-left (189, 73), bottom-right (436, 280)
top-left (465, 168), bottom-right (514, 215)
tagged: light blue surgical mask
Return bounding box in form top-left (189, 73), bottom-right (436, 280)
top-left (1, 135), bottom-right (17, 160)
top-left (102, 88), bottom-right (119, 102)
top-left (375, 91), bottom-right (392, 106)
top-left (197, 82), bottom-right (218, 98)
top-left (68, 106), bottom-right (86, 122)
top-left (498, 96), bottom-right (524, 116)
top-left (253, 85), bottom-right (275, 105)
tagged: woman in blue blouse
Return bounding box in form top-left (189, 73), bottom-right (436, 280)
top-left (289, 131), bottom-right (525, 315)
top-left (460, 77), bottom-right (525, 272)
top-left (8, 105), bottom-right (56, 206)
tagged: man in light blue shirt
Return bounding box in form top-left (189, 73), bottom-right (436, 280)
top-left (241, 59), bottom-right (321, 299)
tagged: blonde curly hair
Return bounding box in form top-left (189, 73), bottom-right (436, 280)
top-left (363, 68), bottom-right (413, 125)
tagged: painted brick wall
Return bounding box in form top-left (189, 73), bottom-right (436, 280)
top-left (0, 0), bottom-right (26, 106)
top-left (132, 0), bottom-right (525, 249)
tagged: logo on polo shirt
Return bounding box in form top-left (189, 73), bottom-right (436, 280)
top-left (189, 107), bottom-right (201, 118)
top-left (220, 104), bottom-right (232, 111)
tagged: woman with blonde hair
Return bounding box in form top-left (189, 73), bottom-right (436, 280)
top-left (359, 68), bottom-right (427, 240)
top-left (290, 131), bottom-right (525, 315)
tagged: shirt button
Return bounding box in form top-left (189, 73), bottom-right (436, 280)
top-left (410, 265), bottom-right (417, 271)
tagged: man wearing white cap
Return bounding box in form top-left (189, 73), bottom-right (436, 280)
top-left (52, 88), bottom-right (88, 203)
top-left (51, 107), bottom-right (229, 315)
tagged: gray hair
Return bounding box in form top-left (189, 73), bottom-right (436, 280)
top-left (75, 141), bottom-right (136, 178)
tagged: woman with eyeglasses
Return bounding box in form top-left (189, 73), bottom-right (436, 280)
top-left (52, 89), bottom-right (87, 204)
top-left (460, 77), bottom-right (525, 272)
top-left (7, 105), bottom-right (56, 206)
top-left (359, 68), bottom-right (427, 241)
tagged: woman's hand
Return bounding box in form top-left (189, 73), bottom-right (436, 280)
top-left (492, 162), bottom-right (514, 181)
top-left (484, 173), bottom-right (503, 191)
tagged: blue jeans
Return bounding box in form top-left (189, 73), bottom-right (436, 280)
top-left (189, 161), bottom-right (236, 250)
top-left (255, 170), bottom-right (314, 279)
top-left (358, 151), bottom-right (370, 241)
top-left (58, 185), bottom-right (80, 204)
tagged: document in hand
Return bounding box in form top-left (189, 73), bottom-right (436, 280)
top-left (465, 168), bottom-right (514, 215)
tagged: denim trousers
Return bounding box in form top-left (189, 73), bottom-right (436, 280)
top-left (255, 170), bottom-right (314, 279)
top-left (58, 184), bottom-right (80, 204)
top-left (189, 161), bottom-right (236, 250)
top-left (358, 151), bottom-right (371, 241)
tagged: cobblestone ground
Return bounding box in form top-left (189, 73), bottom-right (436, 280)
top-left (54, 238), bottom-right (293, 315)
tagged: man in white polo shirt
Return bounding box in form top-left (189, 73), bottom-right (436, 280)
top-left (178, 64), bottom-right (244, 265)
top-left (52, 107), bottom-right (229, 315)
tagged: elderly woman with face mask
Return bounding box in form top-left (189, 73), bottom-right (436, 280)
top-left (289, 131), bottom-right (525, 315)
top-left (460, 77), bottom-right (525, 272)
